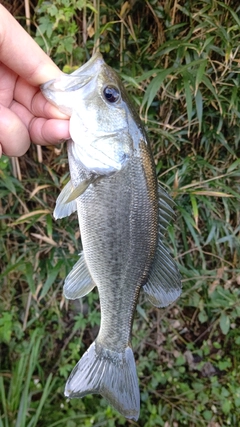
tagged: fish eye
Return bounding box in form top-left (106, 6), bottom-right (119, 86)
top-left (103, 86), bottom-right (120, 103)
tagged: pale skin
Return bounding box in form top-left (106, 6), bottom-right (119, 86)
top-left (0, 5), bottom-right (70, 157)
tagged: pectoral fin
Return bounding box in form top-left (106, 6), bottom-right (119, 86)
top-left (143, 238), bottom-right (181, 307)
top-left (54, 176), bottom-right (97, 219)
top-left (54, 180), bottom-right (77, 219)
top-left (64, 252), bottom-right (95, 299)
top-left (65, 175), bottom-right (97, 202)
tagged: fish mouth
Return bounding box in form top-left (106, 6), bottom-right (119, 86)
top-left (41, 74), bottom-right (93, 93)
top-left (41, 53), bottom-right (104, 93)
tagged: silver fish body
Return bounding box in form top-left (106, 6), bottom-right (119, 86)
top-left (41, 53), bottom-right (181, 421)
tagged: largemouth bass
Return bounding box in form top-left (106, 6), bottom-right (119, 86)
top-left (41, 53), bottom-right (181, 421)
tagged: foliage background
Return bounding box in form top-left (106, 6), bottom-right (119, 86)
top-left (0, 0), bottom-right (240, 426)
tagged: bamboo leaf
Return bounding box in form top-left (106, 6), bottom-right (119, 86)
top-left (39, 261), bottom-right (63, 299)
top-left (142, 67), bottom-right (175, 113)
top-left (195, 88), bottom-right (203, 134)
top-left (195, 60), bottom-right (207, 94)
top-left (183, 72), bottom-right (192, 135)
top-left (201, 75), bottom-right (223, 114)
top-left (190, 194), bottom-right (199, 231)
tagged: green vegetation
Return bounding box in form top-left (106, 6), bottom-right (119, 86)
top-left (1, 1), bottom-right (240, 426)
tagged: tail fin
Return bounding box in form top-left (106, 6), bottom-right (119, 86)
top-left (64, 341), bottom-right (140, 420)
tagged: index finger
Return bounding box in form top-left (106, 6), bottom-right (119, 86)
top-left (0, 5), bottom-right (62, 85)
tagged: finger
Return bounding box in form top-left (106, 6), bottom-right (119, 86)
top-left (0, 104), bottom-right (30, 156)
top-left (32, 90), bottom-right (70, 119)
top-left (29, 117), bottom-right (70, 146)
top-left (10, 100), bottom-right (70, 143)
top-left (0, 5), bottom-right (62, 85)
top-left (0, 63), bottom-right (17, 107)
top-left (13, 77), bottom-right (69, 119)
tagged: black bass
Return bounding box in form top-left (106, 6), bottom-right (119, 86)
top-left (41, 53), bottom-right (181, 421)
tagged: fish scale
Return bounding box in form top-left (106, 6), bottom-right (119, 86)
top-left (41, 52), bottom-right (182, 421)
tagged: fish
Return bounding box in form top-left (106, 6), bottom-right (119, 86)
top-left (41, 53), bottom-right (181, 421)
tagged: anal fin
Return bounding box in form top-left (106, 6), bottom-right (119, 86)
top-left (64, 251), bottom-right (95, 299)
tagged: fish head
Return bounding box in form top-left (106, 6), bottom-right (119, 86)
top-left (41, 53), bottom-right (145, 175)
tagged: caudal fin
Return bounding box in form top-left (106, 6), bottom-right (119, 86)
top-left (64, 341), bottom-right (140, 420)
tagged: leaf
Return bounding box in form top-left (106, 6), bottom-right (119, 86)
top-left (156, 40), bottom-right (194, 57)
top-left (222, 399), bottom-right (231, 415)
top-left (195, 60), bottom-right (207, 95)
top-left (137, 304), bottom-right (149, 323)
top-left (195, 89), bottom-right (203, 134)
top-left (24, 262), bottom-right (35, 295)
top-left (190, 194), bottom-right (199, 231)
top-left (10, 210), bottom-right (50, 225)
top-left (29, 185), bottom-right (51, 199)
top-left (135, 69), bottom-right (162, 83)
top-left (39, 261), bottom-right (63, 299)
top-left (28, 374), bottom-right (56, 427)
top-left (217, 133), bottom-right (237, 157)
top-left (218, 1), bottom-right (240, 26)
top-left (227, 159), bottom-right (240, 173)
top-left (0, 312), bottom-right (13, 343)
top-left (198, 310), bottom-right (208, 323)
top-left (205, 224), bottom-right (216, 246)
top-left (183, 72), bottom-right (192, 135)
top-left (142, 67), bottom-right (175, 114)
top-left (202, 75), bottom-right (223, 114)
top-left (220, 313), bottom-right (230, 335)
top-left (192, 190), bottom-right (233, 197)
top-left (201, 36), bottom-right (215, 53)
top-left (175, 58), bottom-right (207, 75)
top-left (31, 233), bottom-right (57, 247)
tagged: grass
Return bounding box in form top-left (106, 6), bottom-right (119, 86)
top-left (1, 0), bottom-right (240, 426)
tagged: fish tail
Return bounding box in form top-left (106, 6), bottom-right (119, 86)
top-left (64, 341), bottom-right (140, 420)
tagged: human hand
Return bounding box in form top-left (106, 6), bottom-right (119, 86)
top-left (0, 5), bottom-right (70, 157)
